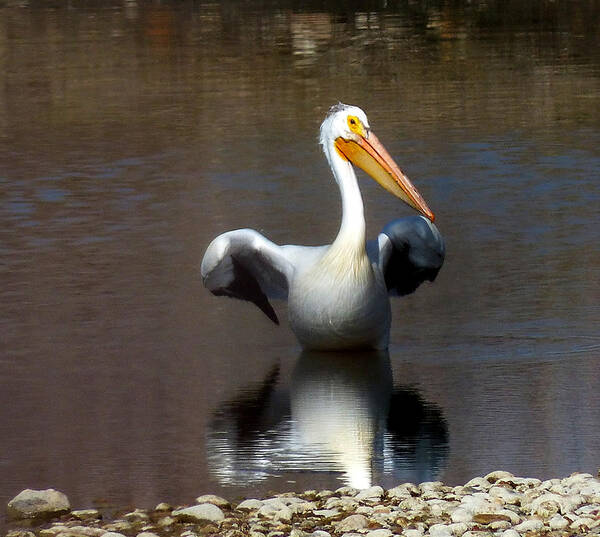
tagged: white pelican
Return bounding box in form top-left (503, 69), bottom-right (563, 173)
top-left (201, 103), bottom-right (444, 350)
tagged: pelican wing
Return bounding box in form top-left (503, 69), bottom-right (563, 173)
top-left (201, 229), bottom-right (294, 324)
top-left (373, 215), bottom-right (445, 296)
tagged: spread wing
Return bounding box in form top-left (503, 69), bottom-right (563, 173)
top-left (200, 229), bottom-right (294, 324)
top-left (371, 215), bottom-right (445, 296)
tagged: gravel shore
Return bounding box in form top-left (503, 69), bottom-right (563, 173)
top-left (5, 471), bottom-right (600, 537)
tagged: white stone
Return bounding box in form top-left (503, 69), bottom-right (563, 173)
top-left (570, 517), bottom-right (599, 532)
top-left (335, 514), bottom-right (370, 532)
top-left (7, 489), bottom-right (71, 520)
top-left (156, 516), bottom-right (175, 527)
top-left (387, 485), bottom-right (412, 499)
top-left (399, 497), bottom-right (427, 511)
top-left (500, 531), bottom-right (520, 537)
top-left (71, 510), bottom-right (101, 521)
top-left (464, 477), bottom-right (489, 490)
top-left (335, 486), bottom-right (359, 497)
top-left (195, 494), bottom-right (230, 508)
top-left (313, 509), bottom-right (340, 517)
top-left (365, 530), bottom-right (393, 537)
top-left (562, 473), bottom-right (594, 487)
top-left (488, 486), bottom-right (521, 505)
top-left (402, 530), bottom-right (423, 537)
top-left (449, 508), bottom-right (472, 523)
top-left (549, 514), bottom-right (569, 530)
top-left (420, 482), bottom-right (445, 493)
top-left (428, 523), bottom-right (453, 537)
top-left (258, 502), bottom-right (293, 522)
top-left (311, 531), bottom-right (332, 537)
top-left (60, 527), bottom-right (104, 537)
top-left (102, 533), bottom-right (127, 537)
top-left (513, 518), bottom-right (543, 532)
top-left (137, 533), bottom-right (160, 537)
top-left (237, 499), bottom-right (264, 511)
top-left (172, 503), bottom-right (225, 523)
top-left (484, 471), bottom-right (514, 483)
top-left (356, 486), bottom-right (384, 501)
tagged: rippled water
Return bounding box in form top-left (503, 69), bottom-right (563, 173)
top-left (1, 0), bottom-right (599, 521)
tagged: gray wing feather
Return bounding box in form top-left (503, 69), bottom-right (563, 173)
top-left (201, 229), bottom-right (294, 324)
top-left (374, 215), bottom-right (445, 296)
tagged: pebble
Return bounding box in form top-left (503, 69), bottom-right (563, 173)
top-left (70, 510), bottom-right (101, 521)
top-left (195, 494), bottom-right (231, 509)
top-left (172, 503), bottom-right (225, 523)
top-left (335, 514), bottom-right (370, 532)
top-left (5, 471), bottom-right (600, 537)
top-left (237, 498), bottom-right (264, 511)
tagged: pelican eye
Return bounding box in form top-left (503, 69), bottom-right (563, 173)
top-left (347, 115), bottom-right (363, 135)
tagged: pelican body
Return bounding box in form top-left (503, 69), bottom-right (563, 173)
top-left (201, 104), bottom-right (444, 350)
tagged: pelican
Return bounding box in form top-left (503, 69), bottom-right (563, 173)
top-left (201, 103), bottom-right (444, 350)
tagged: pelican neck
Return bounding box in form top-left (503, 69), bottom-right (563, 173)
top-left (326, 143), bottom-right (367, 251)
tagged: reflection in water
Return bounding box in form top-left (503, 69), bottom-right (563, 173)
top-left (206, 351), bottom-right (448, 489)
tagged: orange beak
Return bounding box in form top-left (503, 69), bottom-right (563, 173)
top-left (335, 131), bottom-right (435, 222)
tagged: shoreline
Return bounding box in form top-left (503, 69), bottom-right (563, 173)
top-left (5, 471), bottom-right (600, 537)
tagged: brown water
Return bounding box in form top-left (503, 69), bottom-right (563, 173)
top-left (1, 0), bottom-right (600, 520)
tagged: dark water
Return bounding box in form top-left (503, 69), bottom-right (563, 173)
top-left (1, 0), bottom-right (600, 522)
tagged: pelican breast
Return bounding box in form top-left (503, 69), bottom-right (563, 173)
top-left (288, 245), bottom-right (391, 350)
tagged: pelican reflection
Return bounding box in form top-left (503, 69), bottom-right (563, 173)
top-left (206, 351), bottom-right (448, 489)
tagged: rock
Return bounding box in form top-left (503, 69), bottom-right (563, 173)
top-left (570, 517), bottom-right (598, 532)
top-left (313, 509), bottom-right (340, 518)
top-left (500, 531), bottom-right (520, 537)
top-left (39, 526), bottom-right (69, 537)
top-left (365, 530), bottom-right (393, 537)
top-left (335, 514), bottom-right (370, 532)
top-left (464, 477), bottom-right (490, 490)
top-left (472, 513), bottom-right (512, 525)
top-left (71, 509), bottom-right (102, 521)
top-left (335, 486), bottom-right (358, 497)
top-left (548, 514), bottom-right (569, 530)
top-left (101, 533), bottom-right (127, 537)
top-left (156, 516), bottom-right (175, 527)
top-left (7, 488), bottom-right (71, 520)
top-left (258, 499), bottom-right (293, 522)
top-left (355, 486), bottom-right (384, 502)
top-left (449, 508), bottom-right (472, 523)
top-left (154, 502), bottom-right (171, 511)
top-left (484, 471), bottom-right (514, 484)
top-left (136, 533), bottom-right (160, 537)
top-left (59, 526), bottom-right (104, 536)
top-left (310, 532), bottom-right (331, 537)
top-left (403, 530), bottom-right (423, 537)
top-left (513, 518), bottom-right (543, 532)
top-left (102, 521), bottom-right (132, 532)
top-left (237, 499), bottom-right (265, 511)
top-left (488, 486), bottom-right (521, 505)
top-left (388, 483), bottom-right (419, 499)
top-left (488, 520), bottom-right (511, 531)
top-left (172, 503), bottom-right (225, 523)
top-left (6, 532), bottom-right (36, 537)
top-left (428, 523), bottom-right (453, 537)
top-left (124, 509), bottom-right (149, 521)
top-left (195, 494), bottom-right (231, 508)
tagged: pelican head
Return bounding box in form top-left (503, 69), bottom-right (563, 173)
top-left (320, 103), bottom-right (434, 222)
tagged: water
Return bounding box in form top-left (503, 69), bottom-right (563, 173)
top-left (1, 0), bottom-right (599, 521)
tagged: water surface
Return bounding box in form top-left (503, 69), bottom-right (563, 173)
top-left (1, 0), bottom-right (599, 521)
